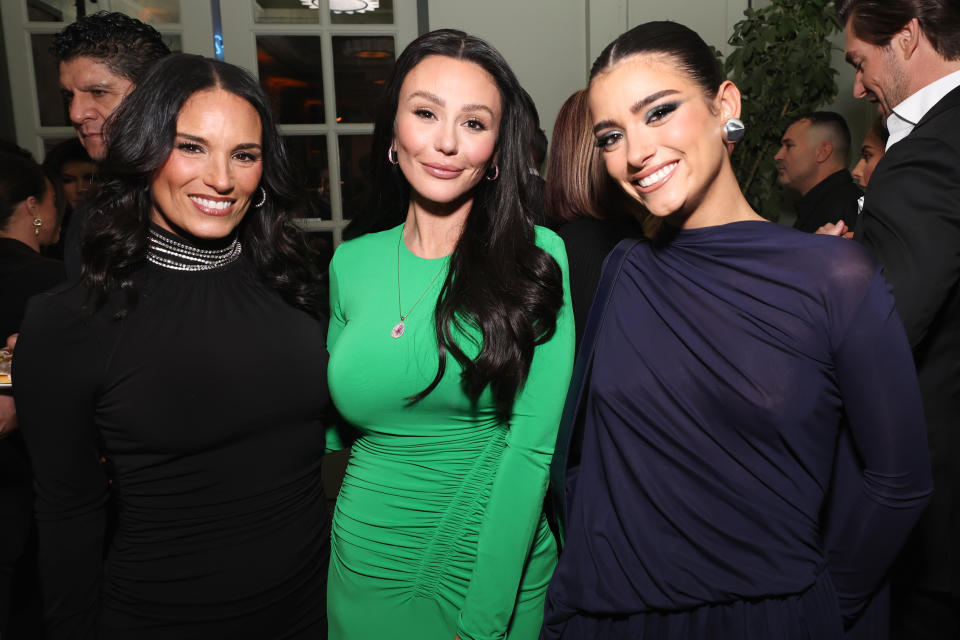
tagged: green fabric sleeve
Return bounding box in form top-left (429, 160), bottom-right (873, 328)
top-left (456, 230), bottom-right (575, 640)
top-left (325, 253), bottom-right (349, 453)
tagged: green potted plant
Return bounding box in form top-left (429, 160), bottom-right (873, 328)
top-left (725, 0), bottom-right (842, 219)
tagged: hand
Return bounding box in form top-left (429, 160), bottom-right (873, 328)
top-left (0, 392), bottom-right (17, 438)
top-left (5, 333), bottom-right (17, 351)
top-left (815, 220), bottom-right (854, 239)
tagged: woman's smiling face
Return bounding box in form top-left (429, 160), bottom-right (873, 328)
top-left (150, 88), bottom-right (263, 240)
top-left (392, 55), bottom-right (501, 211)
top-left (589, 54), bottom-right (728, 222)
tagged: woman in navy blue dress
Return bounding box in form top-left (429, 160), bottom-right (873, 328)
top-left (542, 22), bottom-right (933, 639)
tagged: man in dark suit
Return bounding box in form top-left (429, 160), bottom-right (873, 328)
top-left (774, 111), bottom-right (862, 233)
top-left (837, 0), bottom-right (960, 637)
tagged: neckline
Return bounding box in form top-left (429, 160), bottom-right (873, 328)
top-left (147, 223), bottom-right (242, 272)
top-left (395, 223), bottom-right (452, 263)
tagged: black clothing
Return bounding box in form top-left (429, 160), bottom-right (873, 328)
top-left (0, 237), bottom-right (65, 338)
top-left (62, 206), bottom-right (89, 280)
top-left (792, 170), bottom-right (862, 233)
top-left (0, 237), bottom-right (65, 638)
top-left (14, 231), bottom-right (330, 639)
top-left (556, 218), bottom-right (642, 352)
top-left (857, 84), bottom-right (960, 636)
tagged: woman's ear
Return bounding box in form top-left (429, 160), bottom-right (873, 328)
top-left (716, 80), bottom-right (742, 122)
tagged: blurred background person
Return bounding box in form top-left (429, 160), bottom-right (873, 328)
top-left (851, 116), bottom-right (888, 189)
top-left (41, 138), bottom-right (95, 260)
top-left (774, 111), bottom-right (862, 233)
top-left (546, 88), bottom-right (646, 350)
top-left (14, 54), bottom-right (330, 639)
top-left (0, 148), bottom-right (65, 639)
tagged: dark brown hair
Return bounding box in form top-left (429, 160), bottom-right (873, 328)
top-left (837, 0), bottom-right (960, 60)
top-left (545, 90), bottom-right (609, 223)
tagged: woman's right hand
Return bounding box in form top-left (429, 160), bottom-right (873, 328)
top-left (816, 220), bottom-right (854, 239)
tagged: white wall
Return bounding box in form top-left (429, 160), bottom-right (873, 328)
top-left (427, 0), bottom-right (588, 149)
top-left (425, 0), bottom-right (874, 169)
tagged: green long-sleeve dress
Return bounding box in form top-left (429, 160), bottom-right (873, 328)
top-left (326, 223), bottom-right (574, 640)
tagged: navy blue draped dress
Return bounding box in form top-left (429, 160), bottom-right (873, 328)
top-left (543, 221), bottom-right (932, 639)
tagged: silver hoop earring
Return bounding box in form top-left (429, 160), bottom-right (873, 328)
top-left (387, 145), bottom-right (399, 165)
top-left (253, 186), bottom-right (267, 208)
top-left (723, 117), bottom-right (745, 143)
top-left (33, 217), bottom-right (42, 236)
top-left (485, 164), bottom-right (499, 181)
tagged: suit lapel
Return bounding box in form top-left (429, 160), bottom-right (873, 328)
top-left (912, 83), bottom-right (960, 132)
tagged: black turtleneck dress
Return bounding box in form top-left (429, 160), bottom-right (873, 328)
top-left (13, 227), bottom-right (330, 639)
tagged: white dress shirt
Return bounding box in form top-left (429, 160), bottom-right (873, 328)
top-left (886, 68), bottom-right (960, 150)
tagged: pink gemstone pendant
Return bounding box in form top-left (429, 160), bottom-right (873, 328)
top-left (391, 321), bottom-right (405, 338)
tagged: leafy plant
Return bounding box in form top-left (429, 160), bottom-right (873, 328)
top-left (724, 0), bottom-right (841, 219)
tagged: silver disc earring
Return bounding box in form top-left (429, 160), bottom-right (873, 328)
top-left (723, 118), bottom-right (745, 143)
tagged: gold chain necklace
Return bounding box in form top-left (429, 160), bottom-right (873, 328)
top-left (392, 227), bottom-right (447, 338)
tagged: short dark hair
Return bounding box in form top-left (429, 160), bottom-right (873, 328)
top-left (837, 0), bottom-right (960, 60)
top-left (0, 151), bottom-right (49, 231)
top-left (50, 11), bottom-right (171, 84)
top-left (788, 111), bottom-right (853, 165)
top-left (82, 53), bottom-right (324, 319)
top-left (590, 21), bottom-right (724, 97)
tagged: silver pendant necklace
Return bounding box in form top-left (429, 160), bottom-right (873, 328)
top-left (393, 227), bottom-right (446, 338)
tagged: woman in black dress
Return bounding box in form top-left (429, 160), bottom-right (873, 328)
top-left (14, 54), bottom-right (330, 639)
top-left (543, 22), bottom-right (932, 639)
top-left (0, 149), bottom-right (66, 638)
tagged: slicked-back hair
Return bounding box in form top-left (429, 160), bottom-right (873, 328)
top-left (0, 151), bottom-right (49, 231)
top-left (589, 21), bottom-right (724, 95)
top-left (51, 11), bottom-right (171, 84)
top-left (787, 111), bottom-right (853, 165)
top-left (837, 0), bottom-right (960, 60)
top-left (80, 53), bottom-right (325, 320)
top-left (345, 28), bottom-right (564, 420)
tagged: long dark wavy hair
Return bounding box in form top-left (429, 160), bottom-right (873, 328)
top-left (346, 29), bottom-right (564, 420)
top-left (80, 53), bottom-right (325, 319)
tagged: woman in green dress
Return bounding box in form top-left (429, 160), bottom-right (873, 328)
top-left (326, 29), bottom-right (574, 640)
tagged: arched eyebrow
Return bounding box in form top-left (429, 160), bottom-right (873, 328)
top-left (406, 90), bottom-right (495, 117)
top-left (176, 132), bottom-right (262, 152)
top-left (592, 89), bottom-right (681, 134)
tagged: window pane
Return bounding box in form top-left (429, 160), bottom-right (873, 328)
top-left (330, 0), bottom-right (393, 25)
top-left (257, 36), bottom-right (325, 125)
top-left (33, 34), bottom-right (67, 126)
top-left (35, 33), bottom-right (181, 128)
top-left (254, 0), bottom-right (322, 24)
top-left (332, 36), bottom-right (394, 123)
top-left (305, 231), bottom-right (334, 269)
top-left (28, 1), bottom-right (180, 23)
top-left (284, 135), bottom-right (331, 220)
top-left (338, 134), bottom-right (373, 220)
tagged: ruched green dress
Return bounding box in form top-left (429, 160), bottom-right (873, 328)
top-left (326, 224), bottom-right (574, 640)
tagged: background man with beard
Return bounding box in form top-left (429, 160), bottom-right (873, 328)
top-left (837, 0), bottom-right (960, 636)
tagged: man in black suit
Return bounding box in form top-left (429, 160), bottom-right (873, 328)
top-left (837, 0), bottom-right (960, 637)
top-left (774, 111), bottom-right (862, 233)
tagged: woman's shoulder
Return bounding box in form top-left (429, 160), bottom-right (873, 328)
top-left (330, 225), bottom-right (400, 270)
top-left (533, 224), bottom-right (566, 256)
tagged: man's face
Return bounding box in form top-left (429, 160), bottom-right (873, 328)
top-left (773, 119), bottom-right (819, 194)
top-left (845, 25), bottom-right (910, 120)
top-left (58, 56), bottom-right (135, 161)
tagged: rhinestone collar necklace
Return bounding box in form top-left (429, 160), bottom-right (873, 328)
top-left (147, 227), bottom-right (242, 272)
